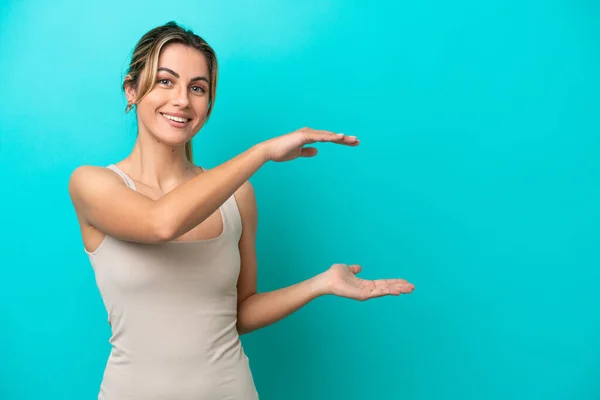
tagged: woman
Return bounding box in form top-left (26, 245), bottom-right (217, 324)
top-left (68, 21), bottom-right (415, 400)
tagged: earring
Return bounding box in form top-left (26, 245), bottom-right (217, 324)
top-left (125, 102), bottom-right (133, 114)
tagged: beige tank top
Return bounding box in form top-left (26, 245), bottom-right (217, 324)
top-left (85, 164), bottom-right (259, 400)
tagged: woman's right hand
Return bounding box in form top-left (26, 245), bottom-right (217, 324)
top-left (259, 127), bottom-right (359, 162)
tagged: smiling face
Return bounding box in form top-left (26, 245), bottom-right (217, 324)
top-left (125, 42), bottom-right (211, 147)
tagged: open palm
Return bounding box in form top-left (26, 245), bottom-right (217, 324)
top-left (324, 264), bottom-right (415, 301)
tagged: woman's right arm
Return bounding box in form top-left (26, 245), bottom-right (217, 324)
top-left (68, 128), bottom-right (358, 244)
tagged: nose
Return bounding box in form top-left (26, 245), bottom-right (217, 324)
top-left (171, 84), bottom-right (190, 108)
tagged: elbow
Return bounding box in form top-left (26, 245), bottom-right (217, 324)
top-left (150, 207), bottom-right (176, 243)
top-left (154, 224), bottom-right (174, 244)
top-left (237, 325), bottom-right (247, 336)
top-left (236, 296), bottom-right (257, 336)
top-left (236, 320), bottom-right (251, 336)
top-left (236, 306), bottom-right (249, 335)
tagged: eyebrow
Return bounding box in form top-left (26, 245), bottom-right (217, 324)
top-left (157, 67), bottom-right (209, 83)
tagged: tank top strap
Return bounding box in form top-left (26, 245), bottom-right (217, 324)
top-left (221, 194), bottom-right (243, 240)
top-left (106, 164), bottom-right (137, 190)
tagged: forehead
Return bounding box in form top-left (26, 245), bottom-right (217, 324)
top-left (157, 43), bottom-right (208, 77)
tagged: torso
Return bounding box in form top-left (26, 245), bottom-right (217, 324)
top-left (82, 164), bottom-right (258, 399)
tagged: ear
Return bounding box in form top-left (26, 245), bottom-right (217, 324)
top-left (124, 75), bottom-right (137, 104)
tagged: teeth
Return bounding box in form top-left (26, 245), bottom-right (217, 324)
top-left (162, 113), bottom-right (189, 123)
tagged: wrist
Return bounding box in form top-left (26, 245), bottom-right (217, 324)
top-left (309, 272), bottom-right (333, 297)
top-left (251, 142), bottom-right (271, 163)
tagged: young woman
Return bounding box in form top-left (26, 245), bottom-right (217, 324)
top-left (68, 21), bottom-right (415, 400)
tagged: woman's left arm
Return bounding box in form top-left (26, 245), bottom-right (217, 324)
top-left (234, 182), bottom-right (415, 336)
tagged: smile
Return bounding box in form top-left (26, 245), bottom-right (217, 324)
top-left (161, 113), bottom-right (191, 124)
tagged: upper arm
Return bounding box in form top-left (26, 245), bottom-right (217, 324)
top-left (68, 165), bottom-right (169, 244)
top-left (235, 180), bottom-right (258, 306)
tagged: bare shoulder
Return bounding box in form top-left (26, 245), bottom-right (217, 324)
top-left (69, 165), bottom-right (125, 191)
top-left (68, 165), bottom-right (127, 211)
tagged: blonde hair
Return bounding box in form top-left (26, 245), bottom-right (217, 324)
top-left (123, 21), bottom-right (218, 163)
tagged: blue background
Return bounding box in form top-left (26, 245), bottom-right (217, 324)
top-left (1, 0), bottom-right (599, 399)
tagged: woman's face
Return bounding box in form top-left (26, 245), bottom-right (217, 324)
top-left (128, 43), bottom-right (211, 146)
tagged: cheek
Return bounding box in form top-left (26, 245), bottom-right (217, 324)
top-left (136, 94), bottom-right (161, 114)
top-left (193, 99), bottom-right (210, 116)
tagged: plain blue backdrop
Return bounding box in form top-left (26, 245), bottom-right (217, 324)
top-left (1, 0), bottom-right (599, 399)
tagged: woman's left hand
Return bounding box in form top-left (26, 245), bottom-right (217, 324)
top-left (318, 263), bottom-right (415, 301)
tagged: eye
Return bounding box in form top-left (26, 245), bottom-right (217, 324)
top-left (158, 78), bottom-right (172, 86)
top-left (191, 86), bottom-right (206, 94)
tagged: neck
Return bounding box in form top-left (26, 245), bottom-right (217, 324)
top-left (123, 133), bottom-right (198, 192)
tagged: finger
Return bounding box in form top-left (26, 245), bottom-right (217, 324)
top-left (304, 130), bottom-right (359, 146)
top-left (303, 129), bottom-right (343, 141)
top-left (309, 131), bottom-right (345, 143)
top-left (366, 280), bottom-right (414, 294)
top-left (347, 264), bottom-right (362, 275)
top-left (390, 283), bottom-right (415, 294)
top-left (372, 278), bottom-right (411, 286)
top-left (369, 279), bottom-right (404, 287)
top-left (300, 147), bottom-right (318, 157)
top-left (384, 279), bottom-right (414, 288)
top-left (333, 135), bottom-right (359, 146)
top-left (344, 138), bottom-right (360, 146)
top-left (365, 286), bottom-right (395, 299)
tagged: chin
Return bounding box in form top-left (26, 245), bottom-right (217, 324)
top-left (159, 133), bottom-right (195, 146)
top-left (145, 127), bottom-right (193, 146)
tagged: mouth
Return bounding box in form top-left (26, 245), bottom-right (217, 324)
top-left (160, 113), bottom-right (192, 128)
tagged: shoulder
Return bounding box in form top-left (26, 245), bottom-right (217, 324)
top-left (68, 165), bottom-right (127, 201)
